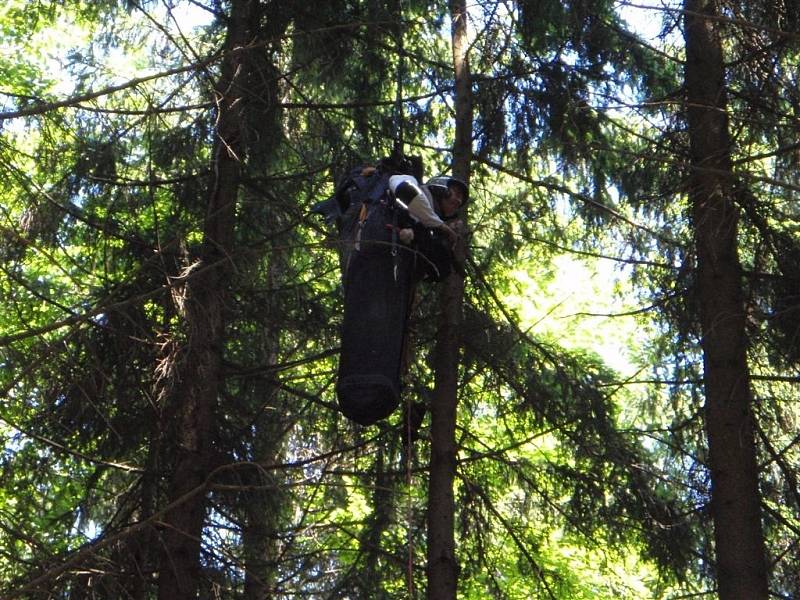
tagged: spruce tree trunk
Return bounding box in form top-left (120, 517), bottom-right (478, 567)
top-left (242, 438), bottom-right (281, 600)
top-left (683, 2), bottom-right (769, 597)
top-left (243, 257), bottom-right (285, 600)
top-left (426, 2), bottom-right (472, 599)
top-left (157, 1), bottom-right (253, 598)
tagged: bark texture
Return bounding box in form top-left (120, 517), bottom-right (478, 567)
top-left (426, 2), bottom-right (472, 599)
top-left (156, 1), bottom-right (254, 598)
top-left (683, 2), bottom-right (769, 597)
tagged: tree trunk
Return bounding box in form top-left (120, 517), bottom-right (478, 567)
top-left (243, 256), bottom-right (285, 600)
top-left (683, 2), bottom-right (769, 598)
top-left (156, 2), bottom-right (253, 598)
top-left (426, 2), bottom-right (472, 599)
top-left (242, 438), bottom-right (281, 600)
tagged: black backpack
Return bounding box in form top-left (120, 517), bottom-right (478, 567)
top-left (329, 167), bottom-right (416, 425)
top-left (339, 168), bottom-right (401, 266)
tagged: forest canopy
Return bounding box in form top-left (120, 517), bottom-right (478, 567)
top-left (1, 0), bottom-right (799, 598)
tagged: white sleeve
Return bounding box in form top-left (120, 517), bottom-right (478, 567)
top-left (389, 175), bottom-right (444, 228)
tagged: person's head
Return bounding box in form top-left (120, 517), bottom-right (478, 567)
top-left (426, 176), bottom-right (468, 218)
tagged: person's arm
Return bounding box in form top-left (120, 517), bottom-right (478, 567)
top-left (389, 175), bottom-right (444, 228)
top-left (389, 175), bottom-right (458, 245)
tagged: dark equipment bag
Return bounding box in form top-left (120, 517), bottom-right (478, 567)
top-left (328, 167), bottom-right (416, 425)
top-left (337, 229), bottom-right (415, 425)
top-left (312, 164), bottom-right (455, 425)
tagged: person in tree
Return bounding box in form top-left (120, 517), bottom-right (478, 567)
top-left (390, 174), bottom-right (469, 442)
top-left (388, 172), bottom-right (467, 248)
top-left (424, 175), bottom-right (468, 220)
top-left (387, 173), bottom-right (468, 283)
top-left (312, 155), bottom-right (469, 426)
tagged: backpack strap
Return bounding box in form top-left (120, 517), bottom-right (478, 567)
top-left (354, 203), bottom-right (369, 251)
top-left (389, 189), bottom-right (399, 282)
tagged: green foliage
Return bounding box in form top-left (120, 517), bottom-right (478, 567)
top-left (2, 0), bottom-right (800, 598)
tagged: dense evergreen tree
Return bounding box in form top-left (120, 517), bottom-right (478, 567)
top-left (2, 1), bottom-right (800, 598)
top-left (683, 1), bottom-right (768, 596)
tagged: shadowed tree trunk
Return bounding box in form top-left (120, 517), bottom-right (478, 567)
top-left (242, 253), bottom-right (288, 600)
top-left (156, 1), bottom-right (255, 598)
top-left (241, 435), bottom-right (282, 600)
top-left (426, 1), bottom-right (472, 599)
top-left (683, 2), bottom-right (769, 598)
